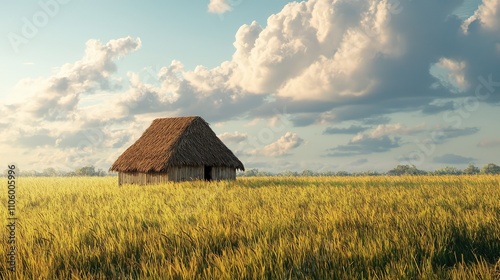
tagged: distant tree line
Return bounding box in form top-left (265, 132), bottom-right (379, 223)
top-left (2, 166), bottom-right (113, 177)
top-left (238, 163), bottom-right (500, 177)
top-left (3, 163), bottom-right (500, 177)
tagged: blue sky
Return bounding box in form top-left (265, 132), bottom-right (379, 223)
top-left (1, 0), bottom-right (499, 173)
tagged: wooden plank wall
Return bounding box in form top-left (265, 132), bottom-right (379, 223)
top-left (167, 166), bottom-right (204, 182)
top-left (118, 172), bottom-right (170, 185)
top-left (118, 166), bottom-right (236, 185)
top-left (211, 167), bottom-right (236, 180)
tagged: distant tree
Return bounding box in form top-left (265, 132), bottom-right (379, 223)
top-left (481, 163), bottom-right (500, 175)
top-left (19, 170), bottom-right (32, 177)
top-left (463, 164), bottom-right (480, 175)
top-left (279, 170), bottom-right (299, 177)
top-left (433, 166), bottom-right (462, 175)
top-left (318, 171), bottom-right (336, 176)
top-left (241, 169), bottom-right (259, 177)
top-left (356, 170), bottom-right (381, 176)
top-left (35, 171), bottom-right (43, 176)
top-left (237, 168), bottom-right (274, 177)
top-left (387, 165), bottom-right (426, 175)
top-left (96, 168), bottom-right (107, 177)
top-left (301, 169), bottom-right (316, 176)
top-left (239, 169), bottom-right (274, 177)
top-left (75, 166), bottom-right (97, 176)
top-left (335, 171), bottom-right (351, 176)
top-left (1, 166), bottom-right (113, 177)
top-left (42, 167), bottom-right (58, 177)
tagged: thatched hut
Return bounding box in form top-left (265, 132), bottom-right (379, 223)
top-left (109, 116), bottom-right (244, 185)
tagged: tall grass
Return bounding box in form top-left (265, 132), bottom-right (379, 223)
top-left (1, 176), bottom-right (499, 279)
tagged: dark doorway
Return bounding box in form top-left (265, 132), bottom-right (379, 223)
top-left (204, 166), bottom-right (212, 181)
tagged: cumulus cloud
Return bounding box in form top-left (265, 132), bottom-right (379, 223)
top-left (433, 154), bottom-right (476, 164)
top-left (432, 58), bottom-right (468, 92)
top-left (115, 0), bottom-right (500, 127)
top-left (463, 0), bottom-right (500, 32)
top-left (19, 37), bottom-right (141, 122)
top-left (218, 131), bottom-right (248, 143)
top-left (250, 132), bottom-right (304, 157)
top-left (269, 1), bottom-right (497, 121)
top-left (275, 0), bottom-right (401, 101)
top-left (14, 37), bottom-right (141, 128)
top-left (23, 36), bottom-right (141, 121)
top-left (208, 0), bottom-right (232, 14)
top-left (116, 60), bottom-right (265, 122)
top-left (1, 37), bottom-right (142, 171)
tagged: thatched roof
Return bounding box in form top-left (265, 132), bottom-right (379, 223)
top-left (109, 116), bottom-right (244, 173)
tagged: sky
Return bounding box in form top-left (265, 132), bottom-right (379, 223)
top-left (1, 0), bottom-right (499, 173)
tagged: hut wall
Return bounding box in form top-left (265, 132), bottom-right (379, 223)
top-left (118, 166), bottom-right (204, 185)
top-left (211, 167), bottom-right (236, 180)
top-left (118, 172), bottom-right (170, 185)
top-left (167, 166), bottom-right (204, 182)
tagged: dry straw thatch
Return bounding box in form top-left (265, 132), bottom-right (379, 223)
top-left (110, 116), bottom-right (244, 173)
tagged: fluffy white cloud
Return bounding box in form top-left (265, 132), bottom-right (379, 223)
top-left (116, 58), bottom-right (264, 122)
top-left (432, 58), bottom-right (468, 92)
top-left (118, 0), bottom-right (500, 125)
top-left (208, 0), bottom-right (232, 14)
top-left (463, 0), bottom-right (500, 32)
top-left (21, 36), bottom-right (141, 122)
top-left (226, 0), bottom-right (404, 101)
top-left (1, 37), bottom-right (142, 171)
top-left (218, 131), bottom-right (248, 143)
top-left (250, 132), bottom-right (304, 157)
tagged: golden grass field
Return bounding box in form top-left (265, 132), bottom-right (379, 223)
top-left (1, 176), bottom-right (500, 279)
